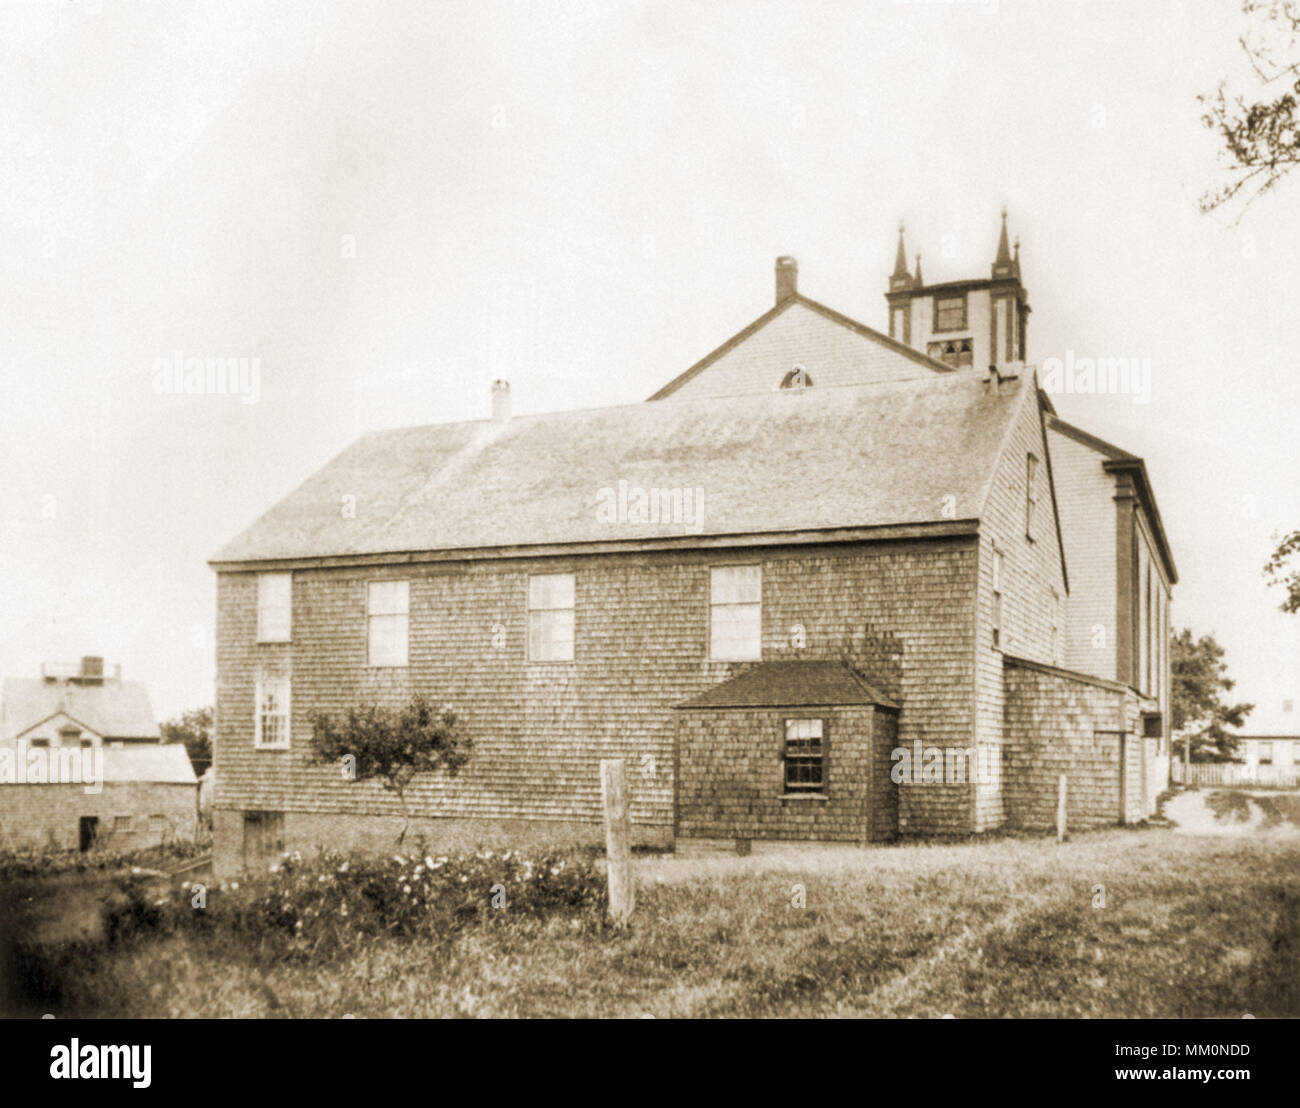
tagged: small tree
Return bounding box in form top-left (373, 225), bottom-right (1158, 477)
top-left (160, 706), bottom-right (213, 767)
top-left (306, 696), bottom-right (471, 845)
top-left (1171, 629), bottom-right (1254, 762)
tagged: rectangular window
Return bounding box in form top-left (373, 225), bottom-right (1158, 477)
top-left (528, 573), bottom-right (575, 661)
top-left (710, 565), bottom-right (762, 660)
top-left (933, 294), bottom-right (967, 332)
top-left (254, 677), bottom-right (291, 749)
top-left (991, 548), bottom-right (1004, 648)
top-left (1259, 741), bottom-right (1273, 765)
top-left (367, 580), bottom-right (410, 667)
top-left (257, 573), bottom-right (292, 642)
top-left (30, 738), bottom-right (49, 749)
top-left (1025, 454), bottom-right (1038, 541)
top-left (114, 815), bottom-right (132, 833)
top-left (783, 718), bottom-right (826, 794)
top-left (149, 814), bottom-right (166, 833)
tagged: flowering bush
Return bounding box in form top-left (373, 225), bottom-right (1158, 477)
top-left (140, 847), bottom-right (605, 959)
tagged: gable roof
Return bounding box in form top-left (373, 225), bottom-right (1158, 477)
top-left (211, 372), bottom-right (1029, 567)
top-left (646, 293), bottom-right (954, 401)
top-left (675, 660), bottom-right (898, 710)
top-left (101, 744), bottom-right (196, 784)
top-left (1046, 415), bottom-right (1178, 584)
top-left (1, 678), bottom-right (160, 742)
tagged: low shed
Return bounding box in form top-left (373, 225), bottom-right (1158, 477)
top-left (674, 660), bottom-right (900, 846)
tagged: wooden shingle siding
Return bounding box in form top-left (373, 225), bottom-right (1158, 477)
top-left (972, 382), bottom-right (1070, 831)
top-left (675, 705), bottom-right (897, 843)
top-left (1047, 426), bottom-right (1119, 681)
top-left (214, 537), bottom-right (979, 860)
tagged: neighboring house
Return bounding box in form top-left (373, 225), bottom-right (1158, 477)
top-left (209, 218), bottom-right (1177, 875)
top-left (0, 658), bottom-right (198, 851)
top-left (1236, 736), bottom-right (1300, 786)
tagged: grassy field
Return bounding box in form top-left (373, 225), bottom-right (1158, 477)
top-left (6, 823), bottom-right (1298, 1018)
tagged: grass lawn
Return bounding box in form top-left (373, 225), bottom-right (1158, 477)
top-left (7, 825), bottom-right (1298, 1018)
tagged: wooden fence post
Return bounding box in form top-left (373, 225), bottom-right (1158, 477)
top-left (1056, 773), bottom-right (1068, 844)
top-left (600, 758), bottom-right (634, 927)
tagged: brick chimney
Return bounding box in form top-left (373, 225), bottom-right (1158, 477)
top-left (491, 379), bottom-right (511, 423)
top-left (775, 256), bottom-right (798, 305)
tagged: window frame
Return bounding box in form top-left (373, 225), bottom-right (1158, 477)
top-left (527, 572), bottom-right (576, 663)
top-left (991, 547), bottom-right (1005, 649)
top-left (1258, 741), bottom-right (1273, 766)
top-left (254, 676), bottom-right (291, 750)
top-left (782, 717), bottom-right (828, 796)
top-left (1025, 454), bottom-right (1038, 542)
top-left (932, 293), bottom-right (968, 333)
top-left (113, 815), bottom-right (132, 833)
top-left (367, 579), bottom-right (410, 668)
top-left (709, 564), bottom-right (762, 662)
top-left (257, 572), bottom-right (293, 643)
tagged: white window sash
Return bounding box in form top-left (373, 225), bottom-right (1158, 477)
top-left (367, 581), bottom-right (410, 666)
top-left (257, 573), bottom-right (292, 642)
top-left (254, 678), bottom-right (291, 749)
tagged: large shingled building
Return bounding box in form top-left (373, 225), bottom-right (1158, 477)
top-left (209, 219), bottom-right (1176, 873)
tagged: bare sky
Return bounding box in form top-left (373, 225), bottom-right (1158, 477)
top-left (1, 0), bottom-right (1297, 728)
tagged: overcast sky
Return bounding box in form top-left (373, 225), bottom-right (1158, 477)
top-left (1, 0), bottom-right (1297, 728)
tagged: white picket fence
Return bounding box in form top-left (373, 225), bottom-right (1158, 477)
top-left (1172, 761), bottom-right (1299, 789)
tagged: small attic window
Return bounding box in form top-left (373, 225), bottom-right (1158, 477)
top-left (780, 366), bottom-right (813, 390)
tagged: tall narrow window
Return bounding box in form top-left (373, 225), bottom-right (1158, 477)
top-left (710, 565), bottom-right (761, 660)
top-left (367, 580), bottom-right (409, 667)
top-left (1050, 589), bottom-right (1061, 666)
top-left (1025, 454), bottom-right (1038, 541)
top-left (1259, 741), bottom-right (1274, 766)
top-left (257, 573), bottom-right (292, 642)
top-left (991, 548), bottom-right (1004, 648)
top-left (528, 573), bottom-right (575, 661)
top-left (254, 677), bottom-right (290, 749)
top-left (783, 718), bottom-right (826, 794)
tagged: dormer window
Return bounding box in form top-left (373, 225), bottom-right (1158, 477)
top-left (933, 294), bottom-right (967, 332)
top-left (780, 366), bottom-right (812, 390)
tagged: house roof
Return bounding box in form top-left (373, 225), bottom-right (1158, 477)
top-left (1046, 415), bottom-right (1178, 585)
top-left (1, 678), bottom-right (161, 742)
top-left (675, 660), bottom-right (898, 709)
top-left (101, 744), bottom-right (197, 784)
top-left (211, 372), bottom-right (1029, 567)
top-left (645, 292), bottom-right (954, 401)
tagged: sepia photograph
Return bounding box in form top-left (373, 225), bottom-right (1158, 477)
top-left (0, 0), bottom-right (1297, 1076)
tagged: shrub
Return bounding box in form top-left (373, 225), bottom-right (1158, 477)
top-left (0, 841), bottom-right (207, 883)
top-left (140, 847), bottom-right (605, 961)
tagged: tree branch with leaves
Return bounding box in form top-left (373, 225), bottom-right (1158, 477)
top-left (306, 696), bottom-right (472, 845)
top-left (1200, 1), bottom-right (1300, 216)
top-left (1171, 629), bottom-right (1254, 762)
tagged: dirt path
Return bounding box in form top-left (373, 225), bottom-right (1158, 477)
top-left (1164, 788), bottom-right (1300, 836)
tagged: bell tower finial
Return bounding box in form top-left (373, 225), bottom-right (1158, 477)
top-left (914, 253), bottom-right (923, 286)
top-left (992, 207), bottom-right (1015, 279)
top-left (890, 223), bottom-right (915, 293)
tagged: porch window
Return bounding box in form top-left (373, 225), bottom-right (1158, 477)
top-left (367, 580), bottom-right (409, 667)
top-left (254, 677), bottom-right (291, 749)
top-left (528, 573), bottom-right (575, 661)
top-left (783, 718), bottom-right (826, 794)
top-left (710, 565), bottom-right (761, 660)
